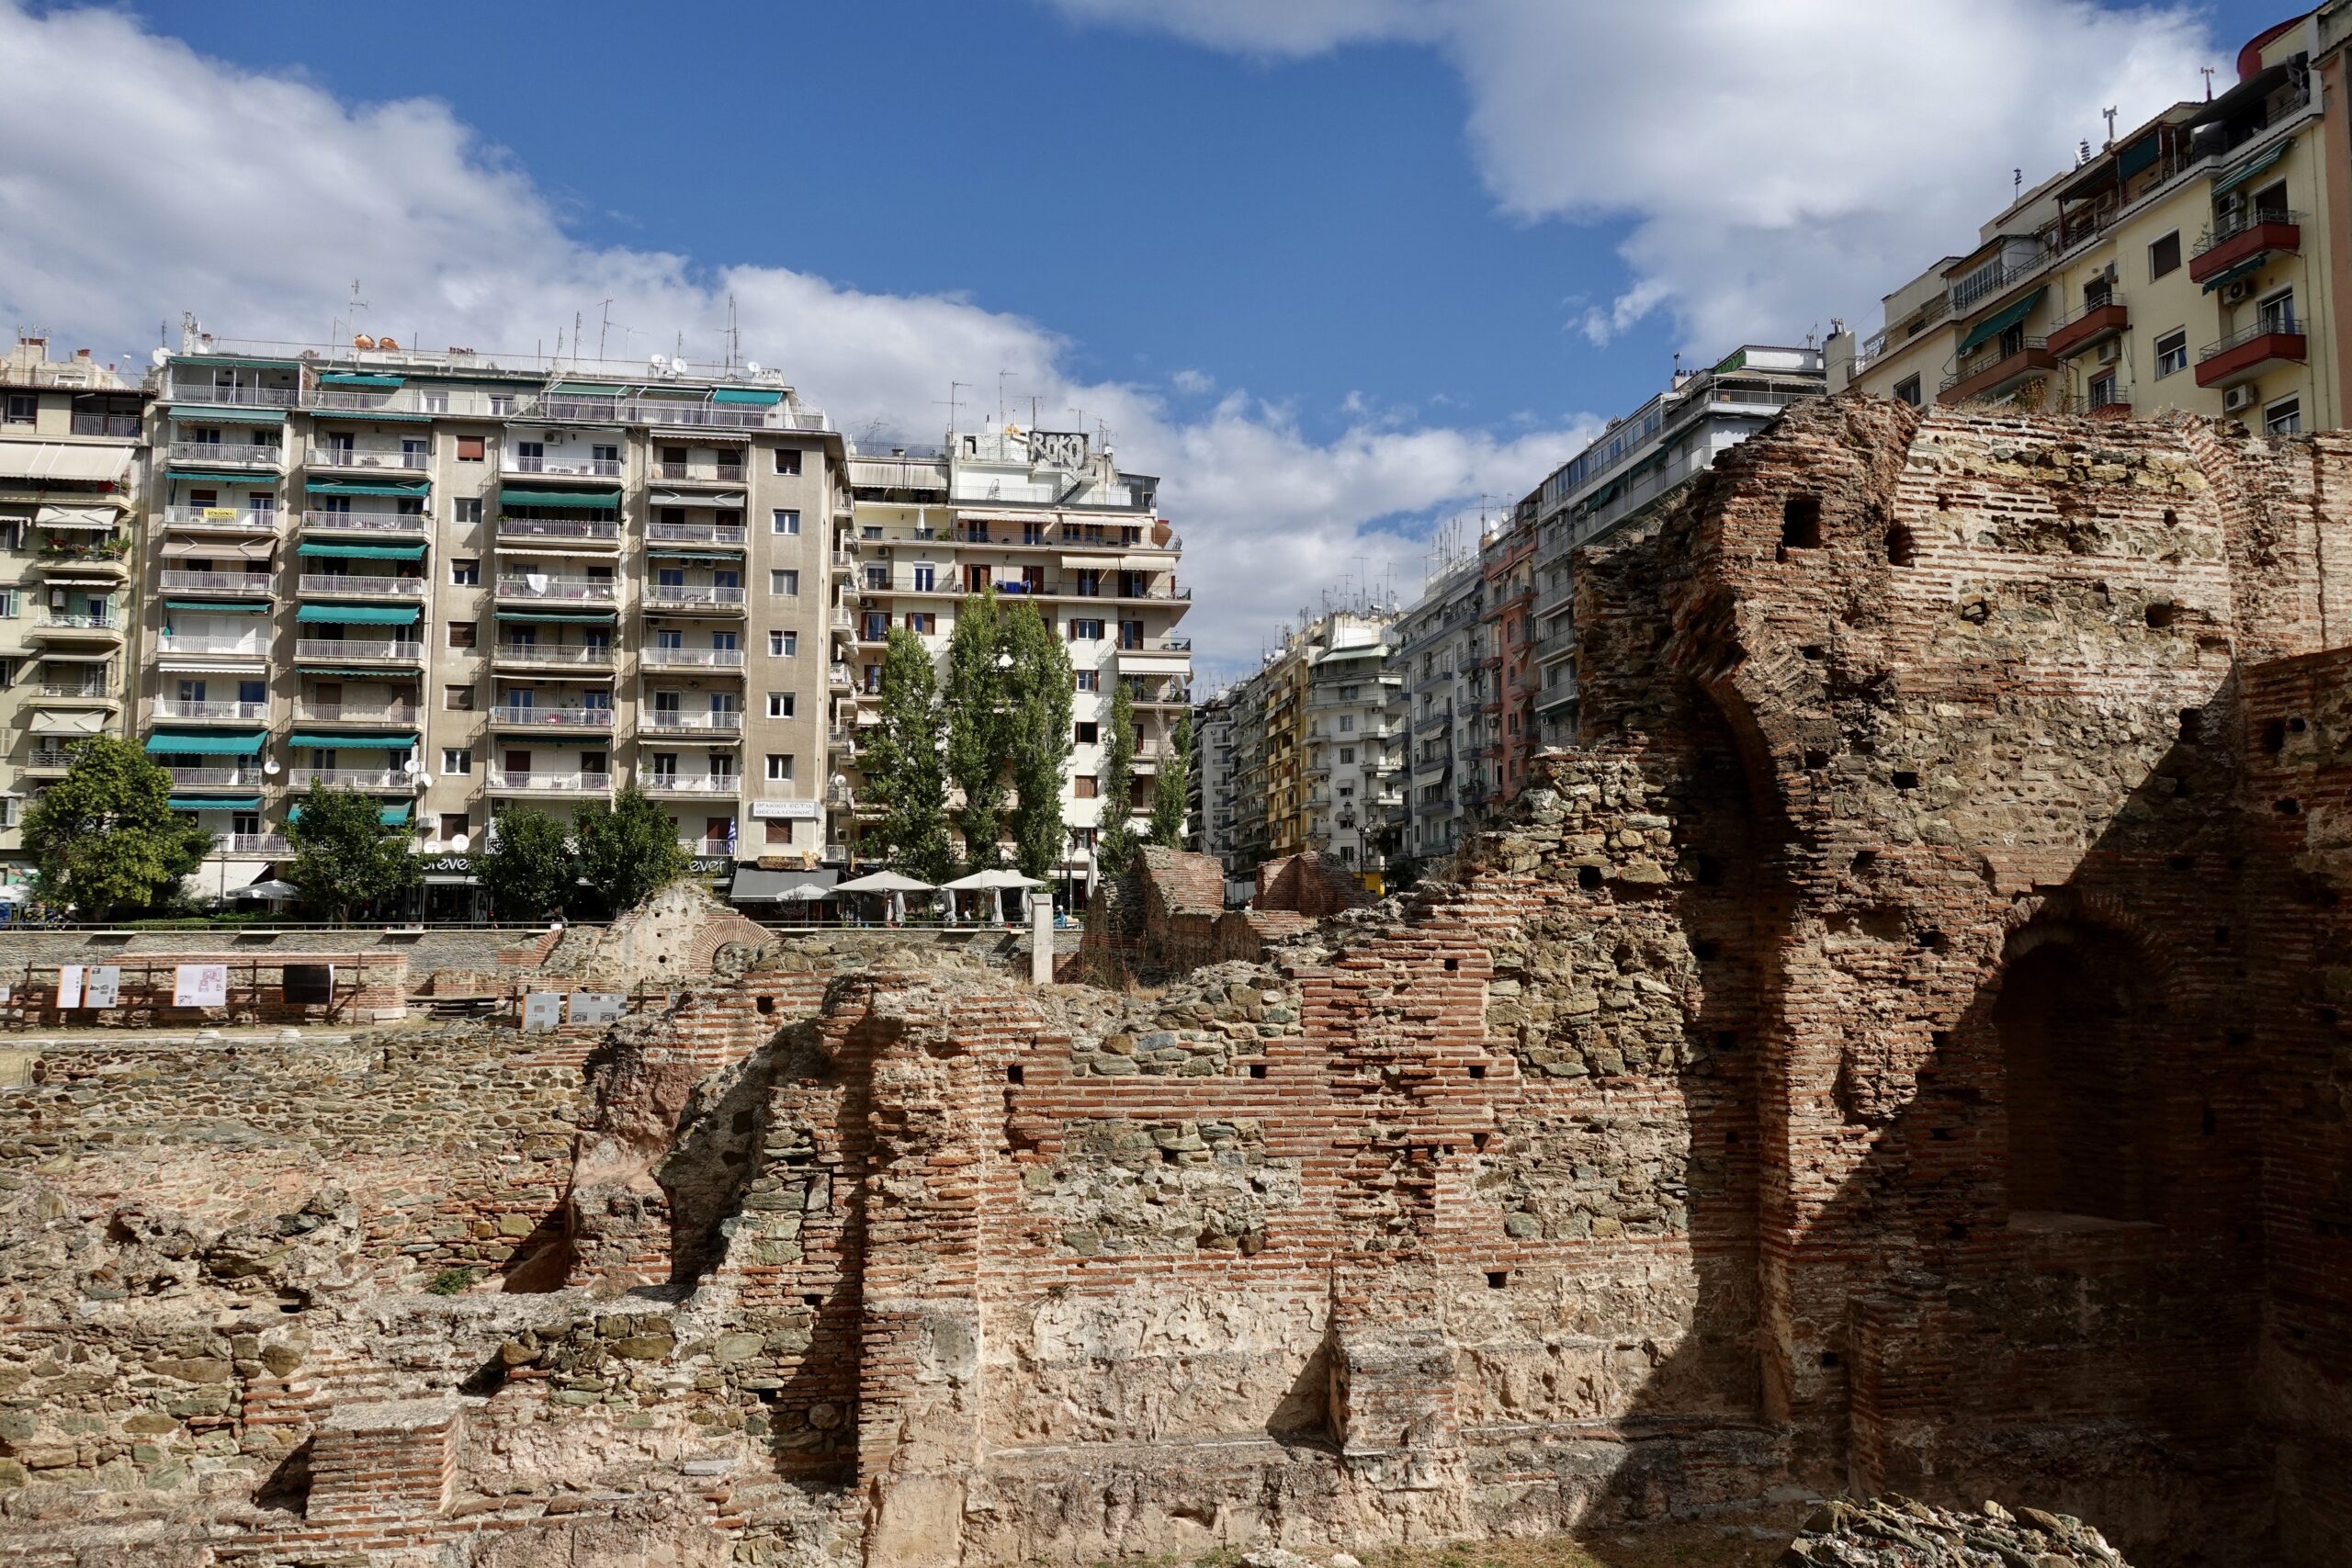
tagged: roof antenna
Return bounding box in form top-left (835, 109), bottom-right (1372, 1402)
top-left (2013, 167), bottom-right (2023, 201)
top-left (2200, 64), bottom-right (2216, 101)
top-left (2101, 106), bottom-right (2118, 146)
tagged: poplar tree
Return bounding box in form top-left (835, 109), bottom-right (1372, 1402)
top-left (1095, 676), bottom-right (1138, 875)
top-left (1148, 715), bottom-right (1191, 848)
top-left (862, 626), bottom-right (955, 884)
top-left (1001, 602), bottom-right (1074, 881)
top-left (943, 590), bottom-right (1012, 865)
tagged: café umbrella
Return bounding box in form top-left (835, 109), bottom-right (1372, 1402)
top-left (832, 869), bottom-right (936, 923)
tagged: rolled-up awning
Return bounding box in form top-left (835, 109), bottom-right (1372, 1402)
top-left (34, 504), bottom-right (120, 529)
top-left (286, 732), bottom-right (415, 749)
top-left (161, 536), bottom-right (275, 559)
top-left (166, 468), bottom-right (274, 484)
top-left (170, 795), bottom-right (262, 810)
top-left (28, 710), bottom-right (107, 736)
top-left (1957, 288), bottom-right (2045, 354)
top-left (296, 604), bottom-right (420, 625)
top-left (495, 609), bottom-right (616, 623)
top-left (305, 479), bottom-right (429, 498)
top-left (646, 549), bottom-right (741, 561)
top-left (164, 599), bottom-right (270, 613)
top-left (168, 404), bottom-right (288, 423)
top-left (499, 486), bottom-right (621, 510)
top-left (2212, 140), bottom-right (2289, 197)
top-left (318, 372), bottom-right (403, 388)
top-left (650, 491), bottom-right (745, 509)
top-left (295, 541), bottom-right (426, 559)
top-left (711, 388), bottom-right (782, 407)
top-left (146, 730), bottom-right (266, 755)
top-left (0, 444), bottom-right (130, 484)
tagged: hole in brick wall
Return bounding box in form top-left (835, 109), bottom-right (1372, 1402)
top-left (1946, 1222), bottom-right (1970, 1241)
top-left (2276, 797), bottom-right (2302, 816)
top-left (2144, 601), bottom-right (2177, 629)
top-left (2169, 773), bottom-right (2193, 798)
top-left (1577, 865), bottom-right (1603, 890)
top-left (1715, 1030), bottom-right (1741, 1052)
top-left (1804, 749), bottom-right (1830, 770)
top-left (1885, 524), bottom-right (1917, 565)
top-left (1006, 1064), bottom-right (1023, 1085)
top-left (1486, 1270), bottom-right (1510, 1290)
top-left (1468, 1063), bottom-right (1487, 1079)
top-left (802, 1293), bottom-right (822, 1308)
top-left (1160, 1147), bottom-right (1179, 1165)
top-left (1892, 771), bottom-right (1921, 790)
top-left (2260, 719), bottom-right (2289, 752)
top-left (1850, 849), bottom-right (1878, 874)
top-left (1473, 1131), bottom-right (1492, 1151)
top-left (2163, 508), bottom-right (2178, 525)
top-left (1249, 1062), bottom-right (1268, 1079)
top-left (2178, 709), bottom-right (2200, 742)
top-left (2168, 854), bottom-right (2194, 872)
top-left (2212, 927), bottom-right (2231, 947)
top-left (1918, 930), bottom-right (1949, 952)
top-left (2321, 1007), bottom-right (2342, 1027)
top-left (2202, 1105), bottom-right (2218, 1136)
top-left (2290, 716), bottom-right (2308, 733)
top-left (1695, 856), bottom-right (1724, 886)
top-left (2226, 1029), bottom-right (2254, 1048)
top-left (1442, 956), bottom-right (1460, 971)
top-left (1725, 1129), bottom-right (1741, 1145)
top-left (1781, 495), bottom-right (1824, 549)
top-left (1930, 1126), bottom-right (1953, 1141)
top-left (731, 1111), bottom-right (755, 1134)
top-left (1930, 1030), bottom-right (1951, 1050)
top-left (1818, 1350), bottom-right (1842, 1369)
top-left (1937, 492), bottom-right (1953, 511)
top-left (1801, 646), bottom-right (1826, 663)
top-left (755, 996), bottom-right (775, 1015)
top-left (1690, 939), bottom-right (1720, 962)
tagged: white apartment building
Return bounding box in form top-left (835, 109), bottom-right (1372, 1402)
top-left (840, 425), bottom-right (1192, 898)
top-left (1190, 691), bottom-right (1240, 868)
top-left (1392, 558), bottom-right (1487, 867)
top-left (1300, 615), bottom-right (1402, 875)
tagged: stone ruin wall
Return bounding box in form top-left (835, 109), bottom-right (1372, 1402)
top-left (2, 400), bottom-right (2350, 1567)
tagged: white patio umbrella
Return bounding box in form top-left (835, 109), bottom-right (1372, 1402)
top-left (833, 870), bottom-right (936, 925)
top-left (232, 879), bottom-right (301, 903)
top-left (0, 885), bottom-right (30, 905)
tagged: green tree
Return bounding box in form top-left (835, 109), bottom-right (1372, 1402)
top-left (1149, 715), bottom-right (1191, 849)
top-left (1002, 602), bottom-right (1075, 881)
top-left (572, 784), bottom-right (689, 914)
top-left (862, 626), bottom-right (956, 883)
top-left (943, 589), bottom-right (1012, 865)
top-left (478, 807), bottom-right (576, 920)
top-left (1095, 677), bottom-right (1138, 875)
top-left (21, 735), bottom-right (213, 919)
top-left (286, 782), bottom-right (422, 924)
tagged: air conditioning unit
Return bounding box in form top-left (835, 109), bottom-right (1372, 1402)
top-left (2222, 279), bottom-right (2257, 305)
top-left (2222, 385), bottom-right (2259, 414)
top-left (2095, 338), bottom-right (2121, 365)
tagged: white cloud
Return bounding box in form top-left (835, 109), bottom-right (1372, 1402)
top-left (1046, 0), bottom-right (2219, 351)
top-left (1170, 368), bottom-right (1216, 395)
top-left (0, 1), bottom-right (1588, 683)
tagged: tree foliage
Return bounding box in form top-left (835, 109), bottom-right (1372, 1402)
top-left (1096, 677), bottom-right (1139, 875)
top-left (862, 626), bottom-right (956, 883)
top-left (286, 783), bottom-right (422, 923)
top-left (21, 735), bottom-right (212, 919)
top-left (572, 784), bottom-right (689, 914)
top-left (1149, 715), bottom-right (1191, 849)
top-left (1002, 602), bottom-right (1075, 880)
top-left (479, 807), bottom-right (577, 920)
top-left (943, 589), bottom-right (1012, 864)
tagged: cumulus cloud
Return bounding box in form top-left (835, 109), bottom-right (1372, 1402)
top-left (0, 1), bottom-right (1583, 682)
top-left (1046, 0), bottom-right (2219, 351)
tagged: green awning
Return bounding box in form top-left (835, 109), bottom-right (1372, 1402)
top-left (296, 541), bottom-right (427, 560)
top-left (2201, 256), bottom-right (2269, 294)
top-left (550, 382), bottom-right (625, 397)
top-left (169, 795), bottom-right (262, 810)
top-left (296, 604), bottom-right (420, 625)
top-left (305, 479), bottom-right (429, 498)
top-left (287, 732), bottom-right (416, 749)
top-left (164, 599), bottom-right (270, 613)
top-left (175, 355), bottom-right (293, 370)
top-left (379, 803), bottom-right (413, 827)
top-left (297, 666), bottom-right (421, 677)
top-left (649, 548), bottom-right (744, 560)
top-left (495, 609), bottom-right (618, 623)
top-left (2212, 141), bottom-right (2288, 197)
top-left (711, 388), bottom-right (782, 407)
top-left (169, 405), bottom-right (287, 423)
top-left (499, 486), bottom-right (621, 510)
top-left (314, 409), bottom-right (434, 423)
top-left (318, 372), bottom-right (403, 388)
top-left (2116, 131), bottom-right (2161, 180)
top-left (1957, 288), bottom-right (2046, 354)
top-left (146, 730), bottom-right (266, 756)
top-left (167, 468), bottom-right (276, 483)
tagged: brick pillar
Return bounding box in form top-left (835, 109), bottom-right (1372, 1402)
top-left (305, 1398), bottom-right (459, 1521)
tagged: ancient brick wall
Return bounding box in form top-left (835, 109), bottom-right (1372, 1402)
top-left (1253, 851), bottom-right (1375, 918)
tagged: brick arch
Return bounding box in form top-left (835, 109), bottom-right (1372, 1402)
top-left (1996, 884), bottom-right (2192, 997)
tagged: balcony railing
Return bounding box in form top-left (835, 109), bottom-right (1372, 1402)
top-left (156, 634), bottom-right (266, 656)
top-left (642, 774), bottom-right (741, 795)
top-left (214, 833), bottom-right (290, 854)
top-left (643, 711), bottom-right (742, 734)
top-left (163, 505), bottom-right (279, 532)
top-left (644, 583), bottom-right (747, 608)
top-left (298, 572), bottom-right (427, 597)
top-left (495, 576), bottom-right (618, 602)
top-left (490, 705), bottom-right (615, 728)
top-left (498, 516), bottom-right (621, 541)
top-left (487, 768), bottom-right (612, 793)
top-left (2201, 313), bottom-right (2301, 363)
top-left (164, 380), bottom-right (298, 408)
top-left (158, 570), bottom-right (274, 594)
top-left (165, 767), bottom-right (257, 787)
top-left (292, 769), bottom-right (412, 790)
top-left (1950, 247), bottom-right (2052, 314)
top-left (652, 463), bottom-right (747, 484)
top-left (312, 446), bottom-right (430, 471)
top-left (504, 455), bottom-right (622, 479)
top-left (71, 413), bottom-right (141, 437)
top-left (641, 646), bottom-right (745, 669)
top-left (679, 837), bottom-right (737, 856)
top-left (649, 521), bottom-right (747, 546)
top-left (35, 611), bottom-right (121, 632)
top-left (168, 440), bottom-right (283, 467)
top-left (152, 699), bottom-right (269, 723)
top-left (292, 637), bottom-right (422, 661)
top-left (302, 509), bottom-right (428, 533)
top-left (492, 642), bottom-right (615, 667)
top-left (293, 702), bottom-right (420, 725)
top-left (26, 749), bottom-right (76, 770)
top-left (37, 682), bottom-right (115, 701)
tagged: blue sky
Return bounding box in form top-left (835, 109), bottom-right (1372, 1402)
top-left (5, 1), bottom-right (2291, 674)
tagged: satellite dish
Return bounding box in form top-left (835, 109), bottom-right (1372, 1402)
top-left (262, 759), bottom-right (281, 776)
top-left (451, 832), bottom-right (469, 852)
top-left (667, 356), bottom-right (684, 377)
top-left (149, 346), bottom-right (168, 367)
top-left (413, 773), bottom-right (432, 789)
top-left (745, 361), bottom-right (761, 376)
top-left (650, 354), bottom-right (666, 372)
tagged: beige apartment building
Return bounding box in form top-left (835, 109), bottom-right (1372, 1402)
top-left (1839, 14), bottom-right (2336, 436)
top-left (0, 335), bottom-right (149, 885)
top-left (840, 426), bottom-right (1192, 899)
top-left (141, 331), bottom-right (847, 911)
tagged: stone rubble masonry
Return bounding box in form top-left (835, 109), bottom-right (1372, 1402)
top-left (3, 400), bottom-right (2352, 1568)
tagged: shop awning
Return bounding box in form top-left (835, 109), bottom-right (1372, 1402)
top-left (161, 536), bottom-right (275, 559)
top-left (165, 468), bottom-right (272, 484)
top-left (495, 609), bottom-right (617, 623)
top-left (2212, 141), bottom-right (2289, 197)
top-left (650, 491), bottom-right (745, 509)
top-left (287, 732), bottom-right (416, 749)
top-left (146, 730), bottom-right (266, 755)
top-left (168, 404), bottom-right (287, 423)
top-left (295, 540), bottom-right (427, 559)
top-left (0, 444), bottom-right (131, 484)
top-left (164, 599), bottom-right (270, 613)
top-left (1957, 288), bottom-right (2046, 354)
top-left (729, 867), bottom-right (837, 902)
top-left (318, 372), bottom-right (403, 388)
top-left (498, 486), bottom-right (621, 510)
top-left (33, 504), bottom-right (119, 529)
top-left (305, 479), bottom-right (430, 499)
top-left (711, 388), bottom-right (782, 407)
top-left (296, 604), bottom-right (420, 625)
top-left (28, 710), bottom-right (107, 736)
top-left (170, 795), bottom-right (262, 810)
top-left (2201, 256), bottom-right (2269, 295)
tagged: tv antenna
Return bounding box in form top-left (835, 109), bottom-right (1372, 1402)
top-left (935, 380), bottom-right (969, 434)
top-left (998, 369), bottom-right (1015, 425)
top-left (726, 292), bottom-right (741, 372)
top-left (2101, 105), bottom-right (2118, 144)
top-left (597, 299), bottom-right (615, 360)
top-left (2200, 65), bottom-right (2216, 101)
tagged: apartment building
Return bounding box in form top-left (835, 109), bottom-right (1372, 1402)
top-left (838, 426), bottom-right (1191, 896)
top-left (1479, 512), bottom-right (1539, 803)
top-left (1527, 344), bottom-right (1827, 748)
top-left (1191, 691), bottom-right (1240, 867)
top-left (1838, 12), bottom-right (2337, 437)
top-left (141, 330), bottom-right (845, 912)
top-left (1393, 556), bottom-right (1486, 867)
top-left (0, 335), bottom-right (149, 884)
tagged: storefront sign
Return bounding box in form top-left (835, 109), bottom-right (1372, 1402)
top-left (750, 799), bottom-right (822, 820)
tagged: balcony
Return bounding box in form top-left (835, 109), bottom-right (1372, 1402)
top-left (163, 504), bottom-right (279, 534)
top-left (293, 701), bottom-right (421, 725)
top-left (167, 440), bottom-right (283, 469)
top-left (492, 642), bottom-right (616, 671)
top-left (643, 584), bottom-right (747, 613)
top-left (503, 455), bottom-right (622, 479)
top-left (297, 572), bottom-right (427, 599)
top-left (214, 833), bottom-right (290, 855)
top-left (652, 462), bottom-right (747, 485)
top-left (641, 774), bottom-right (741, 797)
top-left (487, 767), bottom-right (613, 795)
top-left (2045, 297), bottom-right (2130, 359)
top-left (2196, 316), bottom-right (2306, 389)
top-left (642, 710), bottom-right (743, 736)
top-left (641, 646), bottom-right (745, 670)
top-left (828, 665), bottom-right (854, 692)
top-left (151, 699), bottom-right (269, 724)
top-left (34, 681), bottom-right (117, 704)
top-left (159, 570), bottom-right (274, 596)
top-left (302, 509), bottom-right (429, 536)
top-left (31, 611), bottom-right (123, 640)
top-left (1938, 340), bottom-right (2059, 405)
top-left (292, 637), bottom-right (423, 663)
top-left (679, 837), bottom-right (737, 857)
top-left (2189, 209), bottom-right (2301, 284)
top-left (498, 515), bottom-right (620, 545)
top-left (489, 705), bottom-right (615, 730)
top-left (25, 749), bottom-right (76, 774)
top-left (649, 521), bottom-right (747, 547)
top-left (495, 575), bottom-right (619, 603)
top-left (311, 446), bottom-right (430, 472)
top-left (165, 766), bottom-right (260, 788)
top-left (71, 412), bottom-right (142, 437)
top-left (164, 379), bottom-right (297, 409)
top-left (291, 768), bottom-right (412, 791)
top-left (155, 632), bottom-right (266, 659)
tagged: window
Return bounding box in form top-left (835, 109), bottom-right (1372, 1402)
top-left (772, 508), bottom-right (800, 536)
top-left (2148, 231), bottom-right (2181, 280)
top-left (2258, 288), bottom-right (2297, 336)
top-left (1117, 619), bottom-right (1144, 649)
top-left (864, 566), bottom-right (888, 591)
top-left (1893, 375), bottom-right (1922, 408)
top-left (441, 748), bottom-right (472, 773)
top-left (1068, 618), bottom-right (1104, 641)
top-left (767, 692), bottom-right (795, 718)
top-left (1075, 669), bottom-right (1100, 692)
top-left (769, 629), bottom-right (797, 657)
top-left (2155, 329), bottom-right (2188, 378)
top-left (1075, 721), bottom-right (1099, 744)
top-left (1339, 715), bottom-right (1355, 733)
top-left (456, 498), bottom-right (482, 525)
top-left (439, 813), bottom-right (469, 841)
top-left (773, 447), bottom-right (801, 475)
top-left (449, 557), bottom-right (479, 586)
top-left (904, 612), bottom-right (935, 635)
top-left (1340, 747), bottom-right (1355, 763)
top-left (2264, 396), bottom-right (2301, 436)
top-left (4, 393), bottom-right (35, 425)
top-left (1074, 775), bottom-right (1098, 798)
top-left (911, 564), bottom-right (935, 592)
top-left (444, 684), bottom-right (475, 711)
top-left (447, 620), bottom-right (477, 648)
top-left (456, 434), bottom-right (485, 461)
top-left (592, 443), bottom-right (618, 466)
top-left (766, 753), bottom-right (795, 782)
top-left (770, 569), bottom-right (799, 596)
top-left (2088, 371), bottom-right (2120, 412)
